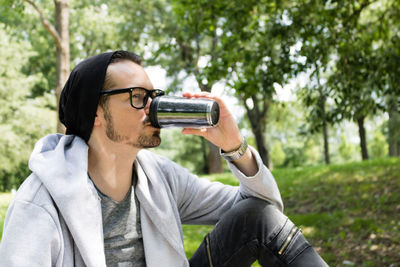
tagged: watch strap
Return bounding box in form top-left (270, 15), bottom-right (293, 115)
top-left (220, 139), bottom-right (248, 162)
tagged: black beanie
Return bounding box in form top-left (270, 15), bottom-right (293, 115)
top-left (59, 51), bottom-right (116, 142)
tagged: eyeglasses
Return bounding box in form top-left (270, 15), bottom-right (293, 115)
top-left (100, 87), bottom-right (165, 109)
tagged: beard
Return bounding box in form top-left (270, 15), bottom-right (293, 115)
top-left (135, 132), bottom-right (162, 148)
top-left (103, 106), bottom-right (161, 148)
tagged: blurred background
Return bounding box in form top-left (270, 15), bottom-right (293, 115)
top-left (0, 0), bottom-right (399, 265)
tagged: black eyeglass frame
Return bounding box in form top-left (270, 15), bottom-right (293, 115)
top-left (100, 87), bottom-right (165, 109)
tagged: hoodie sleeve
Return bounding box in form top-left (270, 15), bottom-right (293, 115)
top-left (226, 146), bottom-right (284, 211)
top-left (165, 146), bottom-right (283, 225)
top-left (0, 200), bottom-right (61, 267)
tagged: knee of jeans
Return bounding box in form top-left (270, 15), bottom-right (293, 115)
top-left (223, 197), bottom-right (288, 239)
top-left (232, 199), bottom-right (314, 263)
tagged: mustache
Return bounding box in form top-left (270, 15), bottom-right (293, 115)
top-left (143, 117), bottom-right (153, 126)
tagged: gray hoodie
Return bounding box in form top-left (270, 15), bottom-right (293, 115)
top-left (0, 134), bottom-right (283, 267)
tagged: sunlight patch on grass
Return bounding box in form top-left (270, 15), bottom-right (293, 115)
top-left (301, 226), bottom-right (316, 236)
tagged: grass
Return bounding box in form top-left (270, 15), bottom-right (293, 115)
top-left (1, 157), bottom-right (399, 266)
top-left (271, 158), bottom-right (400, 266)
top-left (0, 193), bottom-right (13, 239)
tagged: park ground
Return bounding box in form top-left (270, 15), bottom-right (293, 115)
top-left (1, 157), bottom-right (399, 266)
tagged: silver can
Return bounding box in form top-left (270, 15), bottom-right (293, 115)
top-left (149, 96), bottom-right (220, 128)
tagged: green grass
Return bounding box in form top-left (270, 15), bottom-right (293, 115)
top-left (187, 158), bottom-right (400, 266)
top-left (1, 157), bottom-right (399, 266)
top-left (0, 193), bottom-right (13, 239)
top-left (271, 158), bottom-right (400, 266)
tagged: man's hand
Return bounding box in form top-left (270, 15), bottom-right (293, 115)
top-left (181, 92), bottom-right (259, 176)
top-left (181, 92), bottom-right (242, 152)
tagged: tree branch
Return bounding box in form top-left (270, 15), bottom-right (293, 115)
top-left (261, 97), bottom-right (269, 119)
top-left (24, 0), bottom-right (62, 49)
top-left (242, 97), bottom-right (257, 131)
top-left (343, 0), bottom-right (378, 28)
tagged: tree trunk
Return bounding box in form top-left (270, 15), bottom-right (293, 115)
top-left (316, 64), bottom-right (330, 164)
top-left (322, 122), bottom-right (330, 164)
top-left (208, 142), bottom-right (223, 173)
top-left (388, 94), bottom-right (400, 157)
top-left (253, 125), bottom-right (270, 168)
top-left (55, 0), bottom-right (70, 133)
top-left (201, 138), bottom-right (209, 173)
top-left (195, 78), bottom-right (223, 174)
top-left (24, 0), bottom-right (70, 132)
top-left (320, 97), bottom-right (330, 164)
top-left (356, 115), bottom-right (369, 160)
top-left (243, 96), bottom-right (270, 168)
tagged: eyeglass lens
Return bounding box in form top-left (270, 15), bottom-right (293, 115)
top-left (130, 88), bottom-right (161, 108)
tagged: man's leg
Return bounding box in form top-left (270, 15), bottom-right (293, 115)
top-left (189, 198), bottom-right (328, 267)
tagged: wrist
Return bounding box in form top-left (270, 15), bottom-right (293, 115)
top-left (220, 139), bottom-right (248, 162)
top-left (220, 136), bottom-right (243, 153)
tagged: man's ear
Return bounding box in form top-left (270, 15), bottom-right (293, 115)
top-left (93, 106), bottom-right (103, 126)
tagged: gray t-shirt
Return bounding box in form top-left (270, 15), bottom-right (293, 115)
top-left (96, 181), bottom-right (146, 267)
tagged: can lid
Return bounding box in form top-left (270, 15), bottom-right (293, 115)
top-left (149, 97), bottom-right (161, 128)
top-left (210, 101), bottom-right (220, 126)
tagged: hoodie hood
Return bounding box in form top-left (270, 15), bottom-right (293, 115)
top-left (29, 134), bottom-right (106, 266)
top-left (27, 134), bottom-right (187, 266)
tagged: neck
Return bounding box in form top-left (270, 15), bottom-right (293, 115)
top-left (88, 141), bottom-right (140, 202)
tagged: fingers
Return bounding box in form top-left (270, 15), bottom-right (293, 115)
top-left (182, 91), bottom-right (216, 100)
top-left (181, 127), bottom-right (208, 137)
top-left (182, 91), bottom-right (229, 116)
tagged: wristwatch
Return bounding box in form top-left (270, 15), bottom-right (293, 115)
top-left (220, 139), bottom-right (248, 162)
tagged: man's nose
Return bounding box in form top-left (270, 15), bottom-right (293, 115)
top-left (144, 97), bottom-right (152, 114)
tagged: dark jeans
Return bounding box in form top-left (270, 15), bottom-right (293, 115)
top-left (189, 198), bottom-right (328, 267)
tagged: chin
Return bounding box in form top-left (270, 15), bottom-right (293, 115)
top-left (136, 134), bottom-right (161, 148)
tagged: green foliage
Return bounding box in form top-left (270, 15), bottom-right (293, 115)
top-left (265, 101), bottom-right (327, 167)
top-left (338, 134), bottom-right (358, 162)
top-left (270, 141), bottom-right (286, 167)
top-left (303, 138), bottom-right (323, 165)
top-left (1, 0), bottom-right (156, 100)
top-left (289, 0), bottom-right (400, 161)
top-left (0, 193), bottom-right (14, 238)
top-left (0, 0), bottom-right (57, 99)
top-left (0, 0), bottom-right (25, 26)
top-left (282, 145), bottom-right (306, 168)
top-left (0, 24), bottom-right (56, 190)
top-left (368, 130), bottom-right (388, 159)
top-left (151, 129), bottom-right (216, 174)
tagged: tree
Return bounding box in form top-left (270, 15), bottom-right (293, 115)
top-left (298, 70), bottom-right (333, 164)
top-left (289, 0), bottom-right (339, 164)
top-left (330, 39), bottom-right (378, 160)
top-left (0, 24), bottom-right (56, 190)
top-left (2, 0), bottom-right (69, 133)
top-left (328, 0), bottom-right (398, 161)
top-left (225, 1), bottom-right (298, 167)
top-left (372, 0), bottom-right (400, 157)
top-left (156, 0), bottom-right (301, 168)
top-left (291, 0), bottom-right (383, 161)
top-left (2, 0), bottom-right (158, 132)
top-left (23, 0), bottom-right (69, 133)
top-left (288, 0), bottom-right (400, 162)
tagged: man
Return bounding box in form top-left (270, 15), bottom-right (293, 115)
top-left (0, 50), bottom-right (327, 266)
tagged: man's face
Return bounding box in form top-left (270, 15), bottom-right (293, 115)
top-left (99, 60), bottom-right (161, 148)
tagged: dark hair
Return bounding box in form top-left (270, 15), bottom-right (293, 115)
top-left (108, 50), bottom-right (141, 66)
top-left (99, 51), bottom-right (142, 109)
